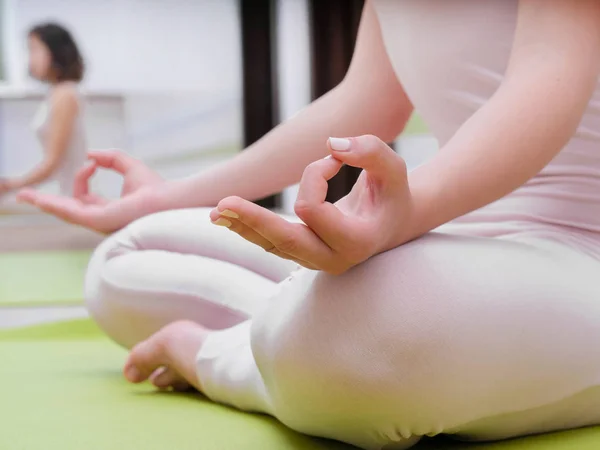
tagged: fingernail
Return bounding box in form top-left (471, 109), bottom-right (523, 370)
top-left (220, 209), bottom-right (239, 219)
top-left (329, 137), bottom-right (351, 151)
top-left (213, 218), bottom-right (232, 228)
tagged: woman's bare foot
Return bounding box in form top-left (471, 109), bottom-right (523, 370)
top-left (123, 320), bottom-right (209, 392)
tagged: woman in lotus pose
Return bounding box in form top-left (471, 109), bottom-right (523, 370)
top-left (19, 1), bottom-right (600, 448)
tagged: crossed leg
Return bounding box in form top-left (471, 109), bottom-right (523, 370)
top-left (87, 209), bottom-right (600, 449)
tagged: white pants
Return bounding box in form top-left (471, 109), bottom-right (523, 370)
top-left (85, 208), bottom-right (600, 449)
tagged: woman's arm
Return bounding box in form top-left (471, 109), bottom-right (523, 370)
top-left (15, 1), bottom-right (414, 234)
top-left (159, 0), bottom-right (413, 209)
top-left (8, 85), bottom-right (78, 190)
top-left (404, 0), bottom-right (600, 242)
top-left (203, 0), bottom-right (600, 275)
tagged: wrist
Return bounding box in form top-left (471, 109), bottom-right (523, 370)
top-left (407, 165), bottom-right (449, 236)
top-left (145, 178), bottom-right (201, 212)
top-left (379, 196), bottom-right (422, 252)
top-left (141, 182), bottom-right (174, 214)
top-left (6, 178), bottom-right (24, 191)
top-left (157, 179), bottom-right (192, 210)
top-left (383, 169), bottom-right (442, 250)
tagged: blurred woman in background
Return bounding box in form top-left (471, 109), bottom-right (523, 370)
top-left (0, 23), bottom-right (86, 198)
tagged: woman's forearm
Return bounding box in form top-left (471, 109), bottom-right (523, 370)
top-left (160, 79), bottom-right (411, 209)
top-left (150, 1), bottom-right (411, 210)
top-left (8, 160), bottom-right (58, 190)
top-left (390, 0), bottom-right (600, 247)
top-left (401, 62), bottom-right (597, 245)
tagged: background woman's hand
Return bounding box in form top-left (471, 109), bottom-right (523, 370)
top-left (17, 150), bottom-right (164, 234)
top-left (0, 179), bottom-right (14, 197)
top-left (210, 135), bottom-right (415, 275)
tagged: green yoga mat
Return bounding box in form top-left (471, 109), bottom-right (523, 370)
top-left (1, 319), bottom-right (599, 450)
top-left (0, 250), bottom-right (90, 306)
top-left (0, 319), bottom-right (352, 450)
top-left (404, 113), bottom-right (429, 135)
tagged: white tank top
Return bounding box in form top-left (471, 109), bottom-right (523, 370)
top-left (31, 83), bottom-right (87, 196)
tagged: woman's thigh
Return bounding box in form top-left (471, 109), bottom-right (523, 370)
top-left (85, 208), bottom-right (298, 348)
top-left (251, 232), bottom-right (600, 444)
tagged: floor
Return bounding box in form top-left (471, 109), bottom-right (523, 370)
top-left (0, 216), bottom-right (95, 329)
top-left (0, 213), bottom-right (102, 252)
top-left (0, 306), bottom-right (88, 329)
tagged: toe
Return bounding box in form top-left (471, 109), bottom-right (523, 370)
top-left (124, 320), bottom-right (208, 389)
top-left (156, 321), bottom-right (209, 391)
top-left (148, 366), bottom-right (170, 389)
top-left (124, 335), bottom-right (169, 383)
top-left (150, 366), bottom-right (190, 391)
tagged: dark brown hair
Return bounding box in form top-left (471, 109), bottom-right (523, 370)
top-left (29, 23), bottom-right (84, 82)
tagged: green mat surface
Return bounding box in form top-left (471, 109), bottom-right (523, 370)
top-left (404, 113), bottom-right (429, 135)
top-left (0, 319), bottom-right (351, 450)
top-left (1, 319), bottom-right (599, 450)
top-left (0, 250), bottom-right (90, 306)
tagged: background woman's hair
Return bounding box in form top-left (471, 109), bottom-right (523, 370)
top-left (29, 23), bottom-right (85, 82)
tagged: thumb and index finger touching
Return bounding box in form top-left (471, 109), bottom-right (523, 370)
top-left (328, 135), bottom-right (405, 183)
top-left (73, 149), bottom-right (137, 202)
top-left (18, 149), bottom-right (137, 218)
top-left (295, 135), bottom-right (403, 247)
top-left (74, 149), bottom-right (145, 201)
top-left (87, 149), bottom-right (140, 175)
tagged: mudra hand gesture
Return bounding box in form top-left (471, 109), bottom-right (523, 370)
top-left (210, 135), bottom-right (415, 275)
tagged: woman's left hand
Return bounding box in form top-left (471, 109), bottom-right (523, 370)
top-left (210, 135), bottom-right (416, 275)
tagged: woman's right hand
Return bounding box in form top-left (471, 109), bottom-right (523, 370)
top-left (17, 150), bottom-right (165, 234)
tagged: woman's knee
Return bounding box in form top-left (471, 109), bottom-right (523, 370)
top-left (84, 210), bottom-right (196, 347)
top-left (85, 208), bottom-right (226, 311)
top-left (249, 261), bottom-right (443, 437)
top-left (84, 217), bottom-right (149, 347)
top-left (253, 247), bottom-right (446, 362)
top-left (257, 239), bottom-right (600, 431)
top-left (85, 209), bottom-right (282, 348)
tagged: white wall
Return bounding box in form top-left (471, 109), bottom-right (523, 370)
top-left (123, 92), bottom-right (240, 160)
top-left (0, 0), bottom-right (244, 201)
top-left (5, 0), bottom-right (242, 94)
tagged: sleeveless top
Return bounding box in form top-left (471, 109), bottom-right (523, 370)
top-left (372, 0), bottom-right (600, 259)
top-left (31, 83), bottom-right (87, 196)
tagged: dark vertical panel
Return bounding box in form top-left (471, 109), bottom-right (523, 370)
top-left (309, 0), bottom-right (365, 203)
top-left (240, 0), bottom-right (279, 208)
